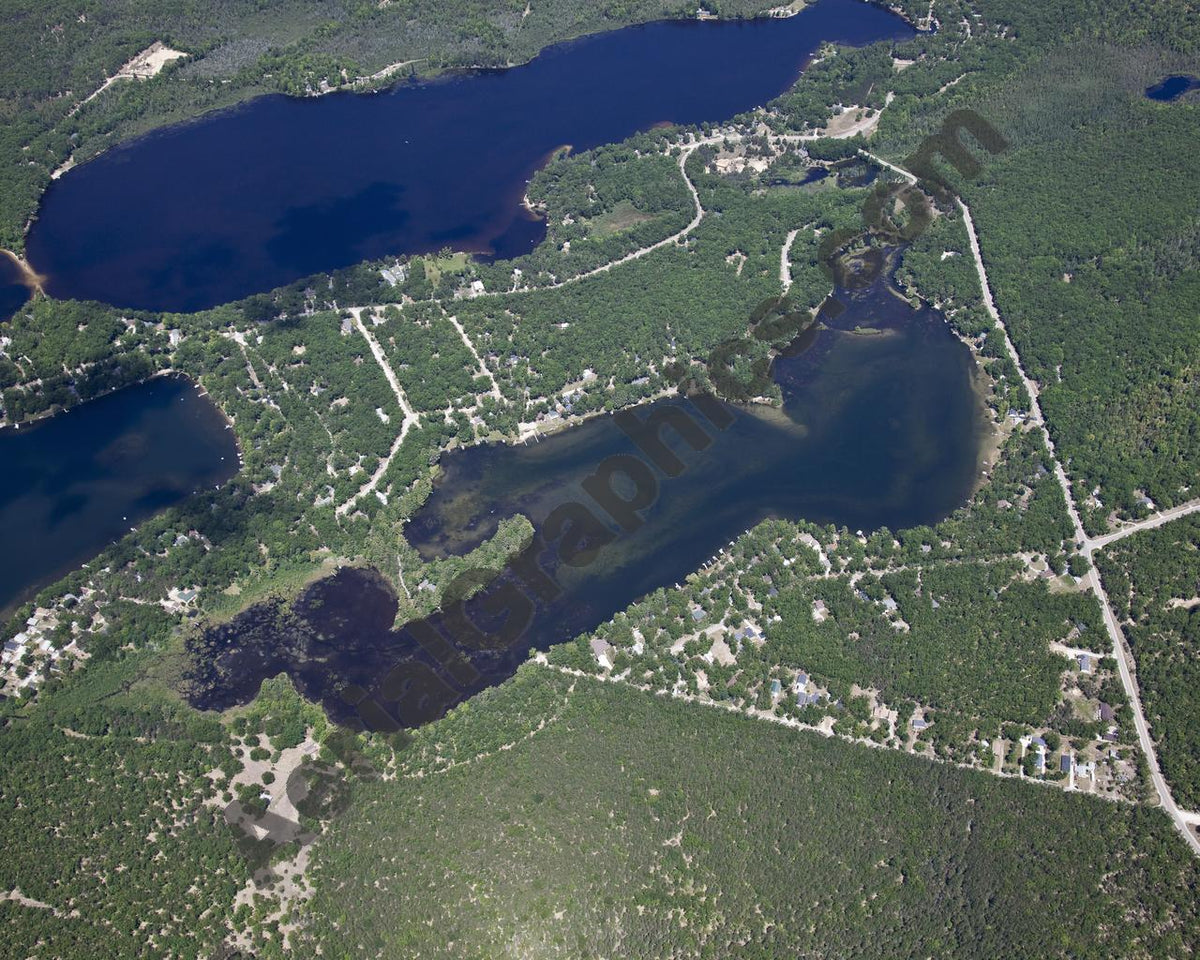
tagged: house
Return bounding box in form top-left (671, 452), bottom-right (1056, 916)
top-left (1077, 653), bottom-right (1093, 674)
top-left (167, 586), bottom-right (199, 607)
top-left (380, 263), bottom-right (407, 286)
top-left (1060, 754), bottom-right (1073, 774)
top-left (769, 679), bottom-right (781, 698)
top-left (690, 606), bottom-right (705, 622)
top-left (1035, 751), bottom-right (1046, 775)
top-left (1029, 735), bottom-right (1047, 749)
top-left (795, 672), bottom-right (809, 691)
top-left (589, 637), bottom-right (614, 670)
top-left (1097, 702), bottom-right (1115, 723)
top-left (912, 714), bottom-right (930, 731)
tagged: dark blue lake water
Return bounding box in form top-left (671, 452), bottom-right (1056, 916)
top-left (188, 268), bottom-right (987, 728)
top-left (0, 256), bottom-right (30, 323)
top-left (0, 376), bottom-right (238, 615)
top-left (1146, 74), bottom-right (1200, 102)
top-left (26, 0), bottom-right (913, 312)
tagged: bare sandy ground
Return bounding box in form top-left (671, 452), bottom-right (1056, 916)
top-left (0, 248), bottom-right (44, 291)
top-left (74, 42), bottom-right (188, 113)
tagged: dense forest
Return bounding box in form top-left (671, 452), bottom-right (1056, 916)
top-left (0, 652), bottom-right (248, 958)
top-left (300, 669), bottom-right (1200, 959)
top-left (867, 2), bottom-right (1200, 528)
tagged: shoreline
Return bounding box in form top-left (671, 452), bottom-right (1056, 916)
top-left (23, 0), bottom-right (920, 248)
top-left (0, 365), bottom-right (175, 432)
top-left (0, 366), bottom-right (241, 454)
top-left (0, 248), bottom-right (45, 293)
top-left (0, 370), bottom-right (243, 623)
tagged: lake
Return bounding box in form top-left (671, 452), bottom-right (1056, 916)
top-left (0, 255), bottom-right (31, 323)
top-left (26, 0), bottom-right (913, 312)
top-left (1145, 74), bottom-right (1200, 102)
top-left (187, 265), bottom-right (987, 729)
top-left (0, 376), bottom-right (239, 616)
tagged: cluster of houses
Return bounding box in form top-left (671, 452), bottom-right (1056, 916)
top-left (1058, 752), bottom-right (1097, 779)
top-left (1, 606), bottom-right (78, 696)
top-left (1017, 733), bottom-right (1102, 783)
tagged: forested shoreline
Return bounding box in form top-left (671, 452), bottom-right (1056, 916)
top-left (2, 0), bottom-right (1200, 953)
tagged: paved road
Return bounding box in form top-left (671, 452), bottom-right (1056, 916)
top-left (942, 156), bottom-right (1200, 855)
top-left (1084, 497), bottom-right (1200, 553)
top-left (1085, 565), bottom-right (1200, 854)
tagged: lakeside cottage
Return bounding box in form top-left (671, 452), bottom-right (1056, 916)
top-left (589, 637), bottom-right (614, 670)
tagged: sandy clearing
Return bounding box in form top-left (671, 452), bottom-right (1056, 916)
top-left (818, 92), bottom-right (893, 139)
top-left (2, 889), bottom-right (61, 914)
top-left (780, 229), bottom-right (801, 290)
top-left (0, 248), bottom-right (45, 292)
top-left (73, 42), bottom-right (188, 115)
